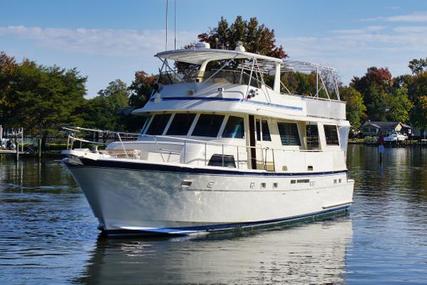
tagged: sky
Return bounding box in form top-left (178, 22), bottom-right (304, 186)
top-left (1, 0), bottom-right (426, 97)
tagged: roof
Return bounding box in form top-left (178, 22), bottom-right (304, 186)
top-left (362, 121), bottom-right (401, 130)
top-left (155, 48), bottom-right (283, 65)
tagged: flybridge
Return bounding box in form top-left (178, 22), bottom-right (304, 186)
top-left (155, 44), bottom-right (341, 101)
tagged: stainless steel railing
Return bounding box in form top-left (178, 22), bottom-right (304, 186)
top-left (62, 126), bottom-right (278, 171)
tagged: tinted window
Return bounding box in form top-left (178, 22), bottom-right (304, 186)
top-left (222, 116), bottom-right (244, 138)
top-left (166, 113), bottom-right (196, 135)
top-left (256, 119), bottom-right (271, 141)
top-left (146, 114), bottom-right (171, 135)
top-left (256, 119), bottom-right (261, 141)
top-left (192, 114), bottom-right (224, 137)
top-left (277, 122), bottom-right (301, 145)
top-left (262, 120), bottom-right (271, 141)
top-left (208, 154), bottom-right (236, 168)
top-left (324, 125), bottom-right (339, 145)
top-left (306, 124), bottom-right (319, 149)
top-left (139, 116), bottom-right (151, 134)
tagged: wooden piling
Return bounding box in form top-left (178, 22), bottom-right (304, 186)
top-left (38, 138), bottom-right (42, 159)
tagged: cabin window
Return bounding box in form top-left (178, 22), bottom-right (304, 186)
top-left (208, 154), bottom-right (236, 168)
top-left (222, 116), bottom-right (244, 138)
top-left (324, 125), bottom-right (339, 145)
top-left (256, 119), bottom-right (271, 141)
top-left (192, 114), bottom-right (224, 137)
top-left (146, 114), bottom-right (171, 135)
top-left (139, 116), bottom-right (151, 134)
top-left (166, 113), bottom-right (196, 136)
top-left (306, 123), bottom-right (319, 149)
top-left (277, 122), bottom-right (301, 145)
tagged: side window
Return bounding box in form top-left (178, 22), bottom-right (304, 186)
top-left (192, 114), bottom-right (224, 137)
top-left (166, 113), bottom-right (196, 136)
top-left (146, 114), bottom-right (171, 135)
top-left (140, 115), bottom-right (151, 134)
top-left (262, 120), bottom-right (271, 141)
top-left (256, 119), bottom-right (271, 141)
top-left (324, 125), bottom-right (339, 145)
top-left (277, 122), bottom-right (301, 145)
top-left (306, 123), bottom-right (319, 149)
top-left (222, 116), bottom-right (244, 138)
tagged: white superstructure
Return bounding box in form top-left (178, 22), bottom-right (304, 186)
top-left (63, 44), bottom-right (354, 236)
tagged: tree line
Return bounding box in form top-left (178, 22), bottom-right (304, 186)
top-left (0, 16), bottom-right (426, 145)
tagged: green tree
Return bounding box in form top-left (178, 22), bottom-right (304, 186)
top-left (198, 16), bottom-right (287, 58)
top-left (409, 71), bottom-right (427, 131)
top-left (0, 53), bottom-right (86, 146)
top-left (408, 58), bottom-right (427, 75)
top-left (82, 79), bottom-right (129, 131)
top-left (385, 87), bottom-right (413, 123)
top-left (340, 87), bottom-right (366, 129)
top-left (97, 79), bottom-right (129, 108)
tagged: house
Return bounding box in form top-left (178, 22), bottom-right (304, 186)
top-left (361, 121), bottom-right (413, 137)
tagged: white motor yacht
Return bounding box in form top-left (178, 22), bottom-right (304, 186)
top-left (63, 43), bottom-right (354, 236)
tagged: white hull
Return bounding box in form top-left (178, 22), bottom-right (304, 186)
top-left (65, 158), bottom-right (353, 235)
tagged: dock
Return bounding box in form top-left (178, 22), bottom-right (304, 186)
top-left (0, 125), bottom-right (26, 159)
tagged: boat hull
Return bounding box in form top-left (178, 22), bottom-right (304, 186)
top-left (64, 158), bottom-right (354, 236)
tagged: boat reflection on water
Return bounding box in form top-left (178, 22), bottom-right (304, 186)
top-left (76, 218), bottom-right (352, 284)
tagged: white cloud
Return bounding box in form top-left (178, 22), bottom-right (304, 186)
top-left (282, 24), bottom-right (427, 83)
top-left (363, 11), bottom-right (427, 23)
top-left (1, 23), bottom-right (425, 88)
top-left (386, 11), bottom-right (427, 22)
top-left (0, 25), bottom-right (197, 56)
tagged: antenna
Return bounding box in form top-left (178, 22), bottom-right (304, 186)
top-left (174, 0), bottom-right (177, 50)
top-left (165, 0), bottom-right (169, 50)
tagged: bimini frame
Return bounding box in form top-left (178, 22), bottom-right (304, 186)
top-left (154, 47), bottom-right (341, 101)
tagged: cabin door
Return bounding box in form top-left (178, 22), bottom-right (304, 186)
top-left (248, 115), bottom-right (257, 169)
top-left (253, 116), bottom-right (274, 170)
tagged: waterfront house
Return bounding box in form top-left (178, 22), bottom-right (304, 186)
top-left (361, 121), bottom-right (413, 137)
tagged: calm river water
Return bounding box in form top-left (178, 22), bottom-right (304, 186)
top-left (0, 145), bottom-right (426, 284)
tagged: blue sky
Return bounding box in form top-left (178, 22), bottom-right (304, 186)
top-left (1, 0), bottom-right (426, 96)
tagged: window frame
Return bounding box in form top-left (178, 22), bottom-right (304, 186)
top-left (191, 113), bottom-right (225, 138)
top-left (277, 121), bottom-right (301, 146)
top-left (140, 115), bottom-right (152, 135)
top-left (166, 113), bottom-right (196, 136)
top-left (255, 118), bottom-right (271, 142)
top-left (305, 122), bottom-right (320, 150)
top-left (221, 115), bottom-right (245, 139)
top-left (324, 124), bottom-right (340, 146)
top-left (145, 113), bottom-right (172, 136)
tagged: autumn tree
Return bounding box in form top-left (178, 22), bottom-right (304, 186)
top-left (351, 67), bottom-right (394, 121)
top-left (128, 71), bottom-right (156, 107)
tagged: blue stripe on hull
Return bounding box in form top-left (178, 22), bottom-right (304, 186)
top-left (102, 205), bottom-right (351, 237)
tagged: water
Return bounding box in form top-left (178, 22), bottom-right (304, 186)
top-left (0, 145), bottom-right (426, 284)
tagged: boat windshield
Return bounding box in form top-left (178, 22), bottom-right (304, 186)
top-left (158, 59), bottom-right (270, 89)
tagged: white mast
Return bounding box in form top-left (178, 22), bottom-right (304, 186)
top-left (165, 0), bottom-right (169, 50)
top-left (174, 0), bottom-right (177, 50)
